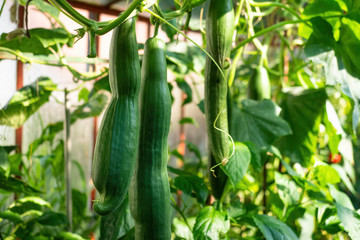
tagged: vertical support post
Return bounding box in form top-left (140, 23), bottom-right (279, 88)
top-left (64, 89), bottom-right (73, 230)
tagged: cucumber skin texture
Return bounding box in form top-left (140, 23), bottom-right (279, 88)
top-left (91, 18), bottom-right (140, 216)
top-left (204, 0), bottom-right (235, 164)
top-left (247, 66), bottom-right (271, 100)
top-left (129, 37), bottom-right (172, 240)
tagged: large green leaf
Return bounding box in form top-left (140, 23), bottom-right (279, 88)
top-left (37, 211), bottom-right (69, 226)
top-left (9, 196), bottom-right (51, 214)
top-left (276, 88), bottom-right (327, 166)
top-left (253, 214), bottom-right (299, 240)
top-left (0, 77), bottom-right (57, 128)
top-left (231, 99), bottom-right (292, 148)
top-left (314, 165), bottom-right (341, 186)
top-left (336, 204), bottom-right (360, 239)
top-left (303, 16), bottom-right (360, 129)
top-left (193, 206), bottom-right (230, 240)
top-left (0, 28), bottom-right (73, 55)
top-left (0, 173), bottom-right (42, 194)
top-left (222, 142), bottom-right (251, 187)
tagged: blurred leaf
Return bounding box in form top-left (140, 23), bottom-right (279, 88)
top-left (185, 140), bottom-right (202, 161)
top-left (20, 0), bottom-right (60, 19)
top-left (314, 165), bottom-right (341, 186)
top-left (0, 77), bottom-right (56, 128)
top-left (88, 75), bottom-right (110, 99)
top-left (197, 99), bottom-right (205, 114)
top-left (336, 204), bottom-right (360, 239)
top-left (274, 172), bottom-right (300, 207)
top-left (231, 99), bottom-right (292, 148)
top-left (57, 232), bottom-right (87, 240)
top-left (0, 210), bottom-right (23, 224)
top-left (222, 142), bottom-right (251, 187)
top-left (37, 211), bottom-right (69, 226)
top-left (0, 173), bottom-right (42, 194)
top-left (78, 87), bottom-right (89, 102)
top-left (277, 88), bottom-right (327, 166)
top-left (173, 217), bottom-right (195, 240)
top-left (328, 184), bottom-right (354, 210)
top-left (174, 174), bottom-right (209, 204)
top-left (10, 196), bottom-right (51, 214)
top-left (72, 189), bottom-right (87, 224)
top-left (253, 214), bottom-right (299, 240)
top-left (179, 117), bottom-right (198, 126)
top-left (0, 146), bottom-right (10, 178)
top-left (176, 78), bottom-right (193, 106)
top-left (193, 206), bottom-right (230, 240)
top-left (0, 28), bottom-right (72, 55)
top-left (100, 196), bottom-right (134, 239)
top-left (331, 164), bottom-right (357, 194)
top-left (243, 141), bottom-right (262, 172)
top-left (72, 93), bottom-right (108, 119)
top-left (161, 18), bottom-right (178, 41)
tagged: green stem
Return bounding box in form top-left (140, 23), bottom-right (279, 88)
top-left (52, 0), bottom-right (94, 27)
top-left (170, 196), bottom-right (192, 230)
top-left (248, 0), bottom-right (303, 22)
top-left (88, 30), bottom-right (97, 58)
top-left (48, 0), bottom-right (87, 28)
top-left (0, 0), bottom-right (6, 16)
top-left (95, 0), bottom-right (144, 35)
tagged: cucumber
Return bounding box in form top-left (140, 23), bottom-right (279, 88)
top-left (91, 18), bottom-right (140, 216)
top-left (205, 0), bottom-right (235, 164)
top-left (247, 66), bottom-right (271, 100)
top-left (129, 37), bottom-right (172, 240)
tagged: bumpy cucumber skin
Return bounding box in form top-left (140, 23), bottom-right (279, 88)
top-left (205, 0), bottom-right (235, 164)
top-left (247, 66), bottom-right (271, 100)
top-left (91, 18), bottom-right (140, 216)
top-left (129, 37), bottom-right (172, 240)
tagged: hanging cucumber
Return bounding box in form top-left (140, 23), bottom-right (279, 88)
top-left (129, 36), bottom-right (172, 240)
top-left (247, 66), bottom-right (271, 100)
top-left (91, 18), bottom-right (140, 216)
top-left (204, 0), bottom-right (235, 164)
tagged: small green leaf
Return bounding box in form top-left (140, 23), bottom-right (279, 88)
top-left (253, 214), bottom-right (299, 240)
top-left (179, 117), bottom-right (198, 126)
top-left (197, 99), bottom-right (205, 114)
top-left (222, 142), bottom-right (251, 187)
top-left (57, 232), bottom-right (87, 240)
top-left (173, 217), bottom-right (196, 240)
top-left (176, 78), bottom-right (193, 105)
top-left (314, 165), bottom-right (340, 186)
top-left (0, 146), bottom-right (10, 178)
top-left (0, 210), bottom-right (22, 224)
top-left (328, 184), bottom-right (354, 210)
top-left (193, 206), bottom-right (230, 240)
top-left (185, 140), bottom-right (202, 161)
top-left (174, 174), bottom-right (209, 204)
top-left (10, 196), bottom-right (51, 214)
top-left (78, 87), bottom-right (89, 102)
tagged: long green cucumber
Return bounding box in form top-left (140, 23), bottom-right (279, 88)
top-left (129, 37), bottom-right (172, 240)
top-left (205, 0), bottom-right (235, 164)
top-left (91, 18), bottom-right (140, 216)
top-left (247, 66), bottom-right (271, 100)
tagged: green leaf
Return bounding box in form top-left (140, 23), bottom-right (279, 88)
top-left (0, 210), bottom-right (22, 224)
top-left (185, 140), bottom-right (202, 161)
top-left (19, 0), bottom-right (60, 19)
top-left (161, 18), bottom-right (178, 41)
top-left (336, 204), bottom-right (360, 239)
top-left (193, 206), bottom-right (230, 240)
top-left (72, 189), bottom-right (87, 222)
top-left (179, 117), bottom-right (198, 126)
top-left (331, 164), bottom-right (357, 194)
top-left (10, 196), bottom-right (51, 214)
top-left (314, 165), bottom-right (341, 186)
top-left (274, 172), bottom-right (300, 207)
top-left (72, 93), bottom-right (108, 119)
top-left (0, 77), bottom-right (56, 128)
top-left (176, 78), bottom-right (193, 106)
top-left (328, 184), bottom-right (354, 210)
top-left (0, 173), bottom-right (42, 194)
top-left (253, 214), bottom-right (299, 240)
top-left (276, 88), bottom-right (327, 166)
top-left (0, 146), bottom-right (10, 178)
top-left (243, 141), bottom-right (262, 172)
top-left (222, 142), bottom-right (251, 187)
top-left (0, 28), bottom-right (72, 55)
top-left (100, 196), bottom-right (134, 239)
top-left (57, 232), bottom-right (87, 240)
top-left (78, 87), bottom-right (89, 102)
top-left (198, 99), bottom-right (205, 114)
top-left (37, 211), bottom-right (69, 226)
top-left (89, 75), bottom-right (111, 99)
top-left (173, 217), bottom-right (195, 240)
top-left (174, 174), bottom-right (209, 204)
top-left (231, 99), bottom-right (292, 148)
